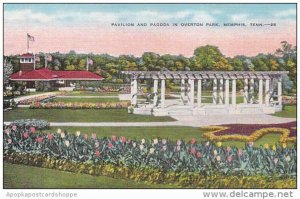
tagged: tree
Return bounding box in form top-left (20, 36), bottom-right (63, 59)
top-left (193, 45), bottom-right (231, 70)
top-left (4, 58), bottom-right (13, 85)
top-left (275, 41), bottom-right (296, 60)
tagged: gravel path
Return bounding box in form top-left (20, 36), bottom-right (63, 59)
top-left (4, 114), bottom-right (295, 127)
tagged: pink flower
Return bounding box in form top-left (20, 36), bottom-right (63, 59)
top-left (196, 151), bottom-right (201, 158)
top-left (84, 134), bottom-right (88, 139)
top-left (248, 142), bottom-right (254, 147)
top-left (95, 150), bottom-right (101, 157)
top-left (111, 135), bottom-right (117, 142)
top-left (95, 141), bottom-right (100, 148)
top-left (190, 138), bottom-right (196, 145)
top-left (12, 125), bottom-right (17, 131)
top-left (238, 148), bottom-right (243, 156)
top-left (121, 136), bottom-right (126, 143)
top-left (92, 133), bottom-right (97, 140)
top-left (36, 137), bottom-right (43, 143)
top-left (7, 138), bottom-right (12, 144)
top-left (30, 127), bottom-right (36, 133)
top-left (4, 129), bottom-right (9, 135)
top-left (227, 155), bottom-right (233, 162)
top-left (47, 134), bottom-right (54, 140)
top-left (23, 132), bottom-right (29, 139)
top-left (108, 142), bottom-right (113, 148)
top-left (190, 147), bottom-right (196, 154)
top-left (226, 146), bottom-right (231, 153)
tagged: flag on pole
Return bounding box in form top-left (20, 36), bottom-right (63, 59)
top-left (27, 33), bottom-right (35, 42)
top-left (87, 58), bottom-right (93, 65)
top-left (35, 56), bottom-right (40, 62)
top-left (47, 55), bottom-right (52, 62)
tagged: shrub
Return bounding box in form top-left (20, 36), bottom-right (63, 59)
top-left (11, 119), bottom-right (50, 130)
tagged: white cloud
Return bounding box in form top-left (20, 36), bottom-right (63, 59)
top-left (231, 14), bottom-right (249, 22)
top-left (192, 11), bottom-right (215, 22)
top-left (274, 8), bottom-right (296, 18)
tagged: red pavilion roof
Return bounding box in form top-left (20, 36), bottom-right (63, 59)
top-left (10, 68), bottom-right (103, 81)
top-left (19, 53), bottom-right (34, 58)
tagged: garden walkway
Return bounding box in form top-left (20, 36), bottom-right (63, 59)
top-left (13, 92), bottom-right (60, 103)
top-left (4, 114), bottom-right (295, 127)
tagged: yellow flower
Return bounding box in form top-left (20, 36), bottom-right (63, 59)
top-left (282, 143), bottom-right (287, 149)
top-left (272, 145), bottom-right (276, 151)
top-left (216, 142), bottom-right (222, 147)
top-left (264, 143), bottom-right (269, 149)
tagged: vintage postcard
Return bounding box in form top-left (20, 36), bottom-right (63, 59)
top-left (2, 2), bottom-right (297, 196)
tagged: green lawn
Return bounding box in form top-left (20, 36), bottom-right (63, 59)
top-left (4, 162), bottom-right (176, 188)
top-left (43, 126), bottom-right (285, 148)
top-left (272, 105), bottom-right (296, 118)
top-left (51, 97), bottom-right (121, 103)
top-left (4, 108), bottom-right (175, 122)
top-left (64, 91), bottom-right (119, 96)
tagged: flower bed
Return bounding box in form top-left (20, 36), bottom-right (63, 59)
top-left (17, 95), bottom-right (57, 105)
top-left (29, 101), bottom-right (130, 109)
top-left (203, 122), bottom-right (297, 143)
top-left (4, 125), bottom-right (296, 181)
top-left (11, 119), bottom-right (50, 130)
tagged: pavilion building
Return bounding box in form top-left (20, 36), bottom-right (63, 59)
top-left (9, 53), bottom-right (103, 91)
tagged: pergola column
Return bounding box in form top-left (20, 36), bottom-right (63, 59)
top-left (278, 77), bottom-right (282, 106)
top-left (265, 79), bottom-right (270, 106)
top-left (180, 79), bottom-right (185, 103)
top-left (153, 78), bottom-right (158, 106)
top-left (189, 79), bottom-right (195, 106)
top-left (219, 79), bottom-right (224, 104)
top-left (131, 78), bottom-right (138, 106)
top-left (197, 79), bottom-right (202, 107)
top-left (225, 79), bottom-right (230, 105)
top-left (161, 79), bottom-right (166, 108)
top-left (258, 79), bottom-right (263, 105)
top-left (213, 78), bottom-right (218, 104)
top-left (249, 78), bottom-right (254, 104)
top-left (243, 79), bottom-right (248, 104)
top-left (231, 79), bottom-right (236, 105)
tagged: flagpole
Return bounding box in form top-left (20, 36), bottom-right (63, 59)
top-left (45, 54), bottom-right (47, 68)
top-left (86, 57), bottom-right (88, 71)
top-left (26, 33), bottom-right (29, 52)
top-left (34, 54), bottom-right (36, 70)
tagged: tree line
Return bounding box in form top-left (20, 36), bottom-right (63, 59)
top-left (5, 41), bottom-right (296, 90)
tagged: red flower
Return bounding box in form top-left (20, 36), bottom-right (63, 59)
top-left (108, 142), bottom-right (113, 148)
top-left (111, 135), bottom-right (117, 142)
top-left (121, 136), bottom-right (126, 143)
top-left (36, 137), bottom-right (44, 143)
top-left (30, 127), bottom-right (36, 133)
top-left (7, 138), bottom-right (12, 144)
top-left (190, 147), bottom-right (196, 154)
top-left (190, 138), bottom-right (196, 145)
top-left (47, 134), bottom-right (54, 140)
top-left (23, 132), bottom-right (29, 139)
top-left (238, 148), bottom-right (243, 156)
top-left (95, 150), bottom-right (101, 157)
top-left (227, 155), bottom-right (233, 162)
top-left (4, 129), bottom-right (9, 135)
top-left (196, 151), bottom-right (201, 158)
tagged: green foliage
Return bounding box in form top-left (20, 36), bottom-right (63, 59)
top-left (4, 152), bottom-right (296, 188)
top-left (11, 119), bottom-right (50, 130)
top-left (5, 42), bottom-right (296, 88)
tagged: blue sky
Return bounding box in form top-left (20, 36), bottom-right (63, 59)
top-left (4, 3), bottom-right (296, 25)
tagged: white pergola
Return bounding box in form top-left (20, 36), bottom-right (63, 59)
top-left (122, 71), bottom-right (288, 116)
